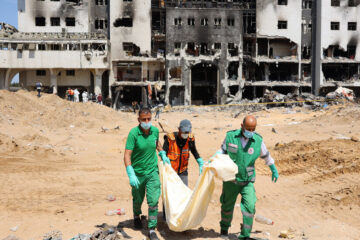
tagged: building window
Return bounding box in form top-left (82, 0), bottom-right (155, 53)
top-left (214, 43), bottom-right (221, 49)
top-left (227, 19), bottom-right (235, 26)
top-left (331, 21), bottom-right (340, 30)
top-left (331, 0), bottom-right (340, 6)
top-left (214, 18), bottom-right (222, 26)
top-left (174, 18), bottom-right (182, 26)
top-left (65, 17), bottom-right (76, 27)
top-left (188, 18), bottom-right (195, 26)
top-left (35, 17), bottom-right (46, 26)
top-left (174, 42), bottom-right (181, 49)
top-left (38, 44), bottom-right (46, 50)
top-left (302, 0), bottom-right (312, 9)
top-left (95, 19), bottom-right (108, 29)
top-left (66, 70), bottom-right (75, 76)
top-left (123, 42), bottom-right (133, 52)
top-left (228, 43), bottom-right (235, 50)
top-left (278, 0), bottom-right (288, 5)
top-left (96, 0), bottom-right (108, 5)
top-left (36, 70), bottom-right (46, 76)
top-left (113, 18), bottom-right (133, 27)
top-left (278, 20), bottom-right (287, 29)
top-left (50, 17), bottom-right (60, 26)
top-left (349, 0), bottom-right (358, 6)
top-left (348, 22), bottom-right (357, 31)
top-left (201, 18), bottom-right (208, 26)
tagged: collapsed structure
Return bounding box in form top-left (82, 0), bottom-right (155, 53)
top-left (0, 0), bottom-right (360, 106)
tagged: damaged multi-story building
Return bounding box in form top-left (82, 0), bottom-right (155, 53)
top-left (1, 0), bottom-right (360, 106)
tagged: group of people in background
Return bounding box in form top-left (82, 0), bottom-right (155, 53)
top-left (65, 88), bottom-right (103, 104)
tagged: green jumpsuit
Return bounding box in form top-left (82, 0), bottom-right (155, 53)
top-left (220, 129), bottom-right (262, 239)
top-left (125, 125), bottom-right (161, 229)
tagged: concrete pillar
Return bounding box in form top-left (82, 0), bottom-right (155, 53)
top-left (184, 66), bottom-right (191, 105)
top-left (311, 0), bottom-right (322, 95)
top-left (142, 62), bottom-right (149, 81)
top-left (0, 69), bottom-right (6, 89)
top-left (298, 45), bottom-right (302, 82)
top-left (49, 69), bottom-right (60, 95)
top-left (94, 69), bottom-right (105, 96)
top-left (4, 69), bottom-right (12, 90)
top-left (109, 62), bottom-right (116, 99)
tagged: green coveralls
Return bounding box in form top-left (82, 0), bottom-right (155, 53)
top-left (125, 125), bottom-right (161, 229)
top-left (220, 129), bottom-right (262, 239)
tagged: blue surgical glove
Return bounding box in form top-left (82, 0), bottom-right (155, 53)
top-left (269, 164), bottom-right (279, 183)
top-left (126, 165), bottom-right (140, 188)
top-left (211, 150), bottom-right (223, 158)
top-left (158, 150), bottom-right (170, 164)
top-left (196, 158), bottom-right (204, 174)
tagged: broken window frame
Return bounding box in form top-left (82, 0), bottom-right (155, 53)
top-left (278, 0), bottom-right (288, 5)
top-left (66, 70), bottom-right (75, 76)
top-left (348, 0), bottom-right (358, 7)
top-left (38, 44), bottom-right (46, 50)
top-left (227, 18), bottom-right (235, 26)
top-left (278, 20), bottom-right (288, 29)
top-left (174, 42), bottom-right (181, 50)
top-left (35, 17), bottom-right (46, 27)
top-left (114, 18), bottom-right (133, 27)
top-left (214, 43), bottom-right (221, 50)
top-left (214, 18), bottom-right (222, 26)
top-left (188, 18), bottom-right (195, 26)
top-left (65, 17), bottom-right (76, 27)
top-left (174, 18), bottom-right (182, 26)
top-left (331, 0), bottom-right (340, 7)
top-left (348, 22), bottom-right (357, 31)
top-left (331, 21), bottom-right (340, 30)
top-left (302, 0), bottom-right (312, 9)
top-left (36, 70), bottom-right (46, 76)
top-left (50, 17), bottom-right (61, 26)
top-left (201, 18), bottom-right (208, 26)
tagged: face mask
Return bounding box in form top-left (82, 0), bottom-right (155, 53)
top-left (140, 121), bottom-right (152, 130)
top-left (181, 133), bottom-right (189, 139)
top-left (243, 129), bottom-right (254, 139)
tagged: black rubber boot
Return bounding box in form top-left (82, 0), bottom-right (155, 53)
top-left (134, 216), bottom-right (143, 229)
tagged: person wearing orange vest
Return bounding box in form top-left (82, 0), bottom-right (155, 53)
top-left (158, 119), bottom-right (203, 186)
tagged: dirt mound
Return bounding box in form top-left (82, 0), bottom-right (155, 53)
top-left (0, 90), bottom-right (121, 130)
top-left (273, 139), bottom-right (360, 181)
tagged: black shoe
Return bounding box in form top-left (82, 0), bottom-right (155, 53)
top-left (149, 230), bottom-right (159, 240)
top-left (134, 216), bottom-right (143, 229)
top-left (220, 229), bottom-right (228, 236)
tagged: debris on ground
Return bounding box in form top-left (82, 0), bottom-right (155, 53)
top-left (326, 87), bottom-right (355, 101)
top-left (279, 227), bottom-right (296, 238)
top-left (43, 230), bottom-right (62, 240)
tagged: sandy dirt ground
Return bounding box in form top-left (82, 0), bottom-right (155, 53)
top-left (0, 90), bottom-right (359, 240)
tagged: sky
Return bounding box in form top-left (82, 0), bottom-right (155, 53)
top-left (0, 0), bottom-right (18, 27)
top-left (1, 0), bottom-right (19, 84)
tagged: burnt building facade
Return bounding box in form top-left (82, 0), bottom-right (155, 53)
top-left (1, 0), bottom-right (360, 105)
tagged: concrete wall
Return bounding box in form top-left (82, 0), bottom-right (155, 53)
top-left (25, 70), bottom-right (91, 87)
top-left (0, 69), bottom-right (5, 89)
top-left (110, 0), bottom-right (151, 60)
top-left (321, 0), bottom-right (360, 60)
top-left (0, 44), bottom-right (108, 69)
top-left (18, 0), bottom-right (90, 33)
top-left (256, 0), bottom-right (302, 46)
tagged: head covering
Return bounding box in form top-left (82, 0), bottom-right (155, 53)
top-left (179, 119), bottom-right (192, 132)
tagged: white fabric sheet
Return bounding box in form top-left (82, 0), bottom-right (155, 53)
top-left (159, 154), bottom-right (238, 232)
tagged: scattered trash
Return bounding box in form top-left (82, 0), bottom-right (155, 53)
top-left (43, 230), bottom-right (62, 240)
top-left (351, 136), bottom-right (359, 142)
top-left (69, 125), bottom-right (75, 128)
top-left (255, 215), bottom-right (274, 225)
top-left (101, 127), bottom-right (109, 133)
top-left (10, 226), bottom-right (19, 232)
top-left (105, 208), bottom-right (125, 216)
top-left (279, 228), bottom-right (296, 239)
top-left (114, 126), bottom-right (120, 130)
top-left (70, 234), bottom-right (91, 240)
top-left (106, 194), bottom-right (116, 201)
top-left (272, 128), bottom-right (277, 134)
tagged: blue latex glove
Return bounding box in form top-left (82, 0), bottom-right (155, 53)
top-left (211, 150), bottom-right (223, 158)
top-left (196, 158), bottom-right (204, 174)
top-left (158, 150), bottom-right (170, 164)
top-left (126, 165), bottom-right (140, 188)
top-left (269, 164), bottom-right (279, 183)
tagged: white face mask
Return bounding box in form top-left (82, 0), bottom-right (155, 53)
top-left (181, 133), bottom-right (189, 139)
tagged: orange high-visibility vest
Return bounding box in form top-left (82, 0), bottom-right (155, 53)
top-left (167, 132), bottom-right (194, 174)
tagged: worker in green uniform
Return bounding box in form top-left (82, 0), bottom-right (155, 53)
top-left (214, 115), bottom-right (279, 240)
top-left (123, 107), bottom-right (163, 240)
